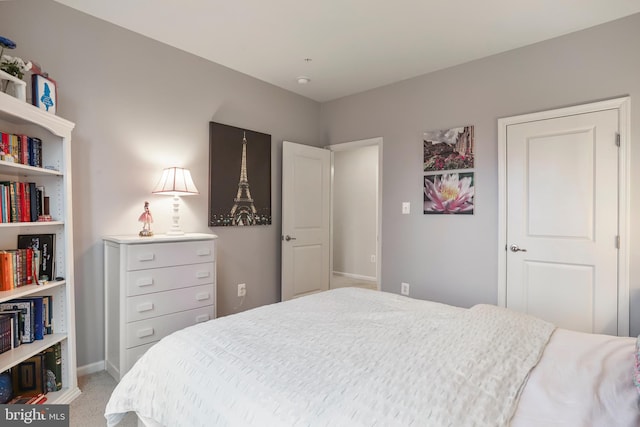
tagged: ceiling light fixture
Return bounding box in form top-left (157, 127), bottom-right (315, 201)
top-left (297, 76), bottom-right (311, 84)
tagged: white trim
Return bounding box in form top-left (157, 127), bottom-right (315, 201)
top-left (618, 97), bottom-right (631, 337)
top-left (497, 96), bottom-right (630, 336)
top-left (328, 137), bottom-right (383, 291)
top-left (332, 271), bottom-right (377, 282)
top-left (77, 360), bottom-right (106, 377)
top-left (328, 137), bottom-right (381, 152)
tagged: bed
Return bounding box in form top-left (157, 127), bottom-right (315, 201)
top-left (104, 287), bottom-right (640, 426)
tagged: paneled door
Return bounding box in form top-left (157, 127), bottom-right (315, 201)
top-left (281, 141), bottom-right (330, 300)
top-left (498, 98), bottom-right (629, 335)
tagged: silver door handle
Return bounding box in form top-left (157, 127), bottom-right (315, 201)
top-left (283, 235), bottom-right (297, 241)
top-left (510, 244), bottom-right (527, 252)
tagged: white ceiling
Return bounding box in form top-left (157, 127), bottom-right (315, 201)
top-left (54, 0), bottom-right (640, 102)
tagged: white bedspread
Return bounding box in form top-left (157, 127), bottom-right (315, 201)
top-left (105, 288), bottom-right (555, 427)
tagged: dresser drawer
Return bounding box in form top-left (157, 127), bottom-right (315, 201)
top-left (125, 342), bottom-right (156, 373)
top-left (126, 284), bottom-right (214, 322)
top-left (127, 240), bottom-right (215, 271)
top-left (125, 305), bottom-right (214, 348)
top-left (126, 263), bottom-right (215, 297)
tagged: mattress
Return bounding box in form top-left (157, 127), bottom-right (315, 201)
top-left (104, 287), bottom-right (640, 426)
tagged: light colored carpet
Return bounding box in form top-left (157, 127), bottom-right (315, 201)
top-left (331, 273), bottom-right (378, 290)
top-left (70, 370), bottom-right (137, 427)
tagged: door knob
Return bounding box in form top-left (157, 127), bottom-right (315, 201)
top-left (283, 235), bottom-right (297, 241)
top-left (509, 244), bottom-right (527, 252)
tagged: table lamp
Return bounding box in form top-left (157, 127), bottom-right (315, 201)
top-left (152, 167), bottom-right (199, 235)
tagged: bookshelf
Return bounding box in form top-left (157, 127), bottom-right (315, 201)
top-left (0, 91), bottom-right (79, 403)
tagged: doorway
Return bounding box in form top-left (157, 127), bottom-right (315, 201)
top-left (497, 97), bottom-right (629, 336)
top-left (328, 138), bottom-right (382, 291)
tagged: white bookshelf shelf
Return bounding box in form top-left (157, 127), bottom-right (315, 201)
top-left (0, 334), bottom-right (66, 373)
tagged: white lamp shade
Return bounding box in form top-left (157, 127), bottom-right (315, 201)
top-left (152, 167), bottom-right (199, 196)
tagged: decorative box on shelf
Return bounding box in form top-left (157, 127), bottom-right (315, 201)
top-left (0, 70), bottom-right (26, 102)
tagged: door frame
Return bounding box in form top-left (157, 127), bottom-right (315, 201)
top-left (327, 137), bottom-right (383, 290)
top-left (497, 97), bottom-right (630, 336)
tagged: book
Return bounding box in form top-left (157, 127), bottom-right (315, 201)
top-left (35, 186), bottom-right (44, 219)
top-left (8, 393), bottom-right (47, 404)
top-left (17, 234), bottom-right (55, 281)
top-left (0, 310), bottom-right (22, 348)
top-left (8, 395), bottom-right (33, 404)
top-left (8, 182), bottom-right (17, 223)
top-left (11, 353), bottom-right (46, 397)
top-left (0, 314), bottom-right (11, 354)
top-left (23, 297), bottom-right (44, 340)
top-left (44, 342), bottom-right (61, 392)
top-left (32, 249), bottom-right (41, 286)
top-left (0, 300), bottom-right (34, 343)
top-left (0, 251), bottom-right (12, 291)
top-left (29, 393), bottom-right (47, 404)
top-left (0, 131), bottom-right (9, 156)
top-left (25, 247), bottom-right (34, 285)
top-left (42, 295), bottom-right (52, 334)
top-left (28, 182), bottom-right (38, 222)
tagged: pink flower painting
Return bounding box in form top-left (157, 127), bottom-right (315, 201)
top-left (424, 172), bottom-right (474, 214)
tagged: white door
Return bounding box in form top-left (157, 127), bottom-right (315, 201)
top-left (499, 99), bottom-right (629, 335)
top-left (281, 141), bottom-right (331, 300)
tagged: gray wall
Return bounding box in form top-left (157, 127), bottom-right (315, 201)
top-left (321, 13), bottom-right (640, 334)
top-left (332, 146), bottom-right (378, 279)
top-left (0, 0), bottom-right (322, 368)
top-left (2, 1), bottom-right (639, 370)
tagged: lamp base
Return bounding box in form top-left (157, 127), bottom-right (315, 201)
top-left (166, 195), bottom-right (185, 235)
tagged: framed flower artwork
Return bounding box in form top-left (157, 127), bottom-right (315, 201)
top-left (31, 74), bottom-right (57, 114)
top-left (423, 172), bottom-right (475, 215)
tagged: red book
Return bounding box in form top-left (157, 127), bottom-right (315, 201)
top-left (32, 395), bottom-right (47, 404)
top-left (25, 248), bottom-right (33, 285)
top-left (18, 135), bottom-right (27, 164)
top-left (0, 132), bottom-right (8, 156)
top-left (24, 183), bottom-right (31, 223)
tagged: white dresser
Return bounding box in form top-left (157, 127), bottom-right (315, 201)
top-left (103, 233), bottom-right (217, 381)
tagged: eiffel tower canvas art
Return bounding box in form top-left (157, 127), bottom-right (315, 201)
top-left (209, 122), bottom-right (272, 226)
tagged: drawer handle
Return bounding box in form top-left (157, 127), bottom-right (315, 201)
top-left (137, 328), bottom-right (154, 338)
top-left (196, 248), bottom-right (211, 256)
top-left (136, 277), bottom-right (154, 287)
top-left (195, 314), bottom-right (210, 323)
top-left (196, 292), bottom-right (210, 301)
top-left (137, 253), bottom-right (155, 262)
top-left (136, 302), bottom-right (154, 312)
top-left (196, 271), bottom-right (210, 279)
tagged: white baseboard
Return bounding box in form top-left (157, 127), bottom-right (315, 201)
top-left (332, 271), bottom-right (376, 282)
top-left (77, 360), bottom-right (106, 377)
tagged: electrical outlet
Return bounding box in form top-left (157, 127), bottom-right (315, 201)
top-left (370, 254), bottom-right (376, 263)
top-left (237, 283), bottom-right (246, 297)
top-left (401, 282), bottom-right (410, 296)
top-left (402, 202), bottom-right (410, 214)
